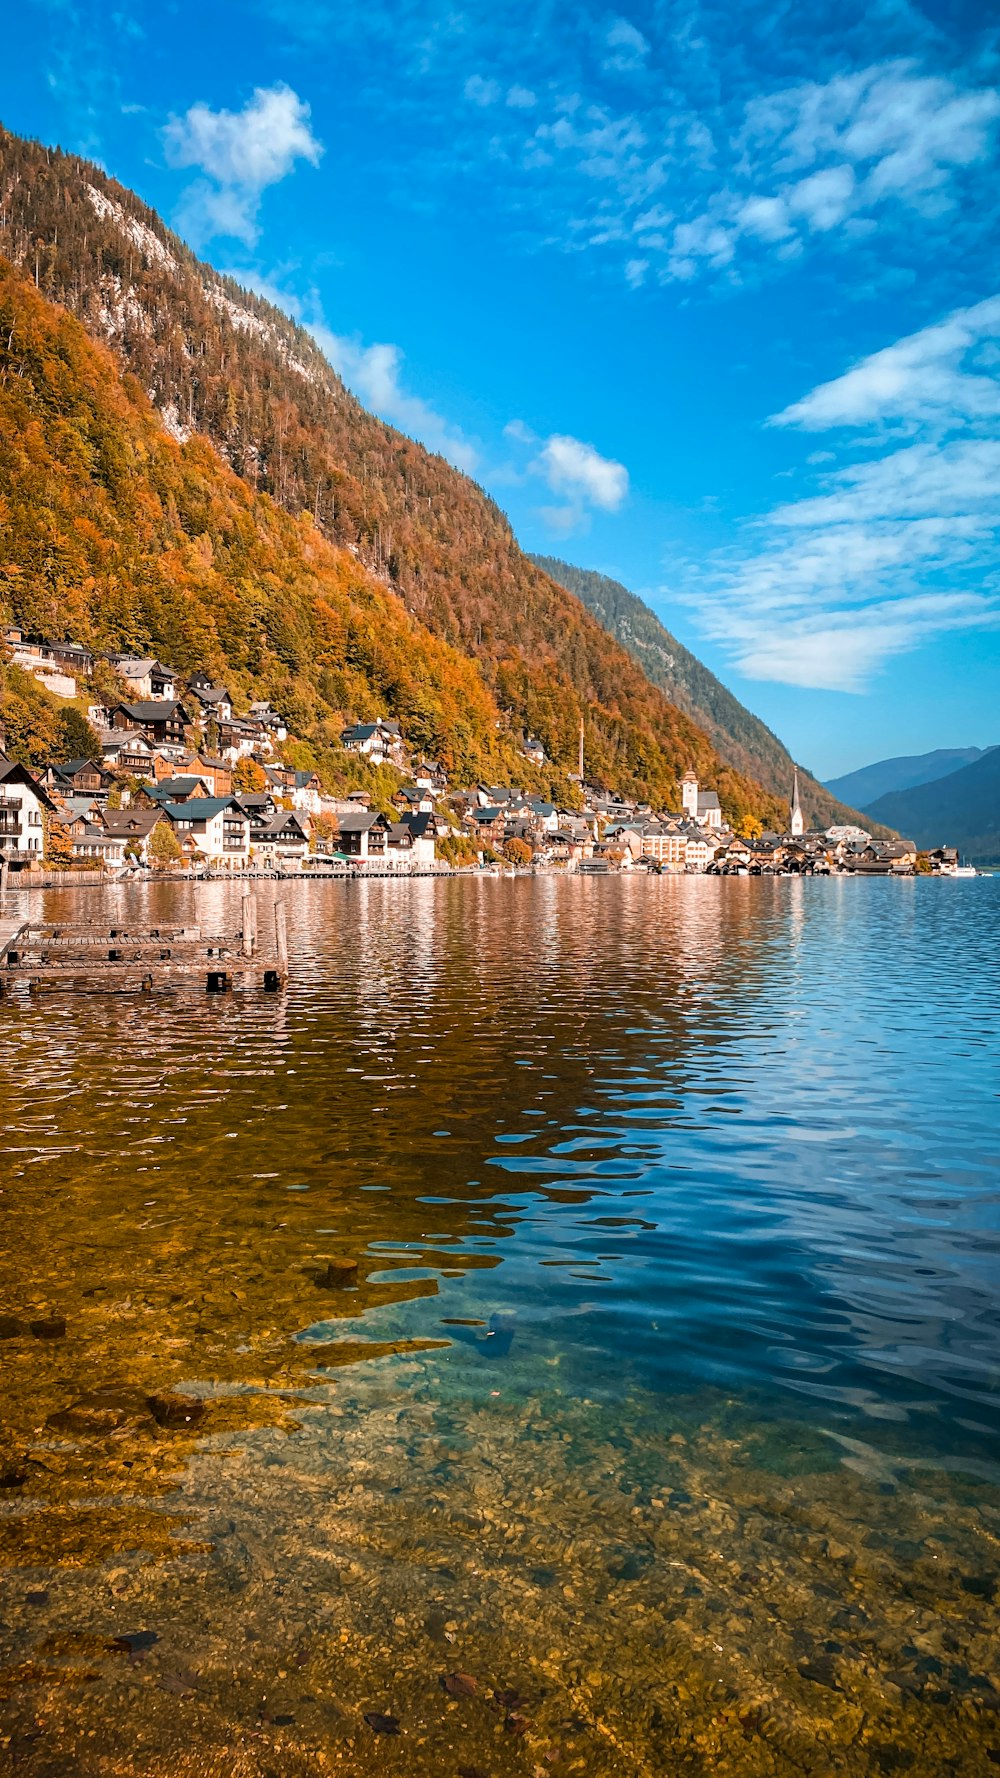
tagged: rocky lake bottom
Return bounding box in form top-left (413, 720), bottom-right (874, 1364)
top-left (0, 874), bottom-right (997, 1774)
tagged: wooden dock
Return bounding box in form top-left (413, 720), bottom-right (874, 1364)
top-left (0, 893), bottom-right (288, 994)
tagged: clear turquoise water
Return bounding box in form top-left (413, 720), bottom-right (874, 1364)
top-left (0, 874), bottom-right (997, 1774)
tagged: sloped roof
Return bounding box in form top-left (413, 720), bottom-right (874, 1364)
top-left (161, 797), bottom-right (244, 821)
top-left (114, 700), bottom-right (186, 721)
top-left (101, 809), bottom-right (164, 838)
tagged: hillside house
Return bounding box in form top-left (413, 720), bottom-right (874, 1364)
top-left (466, 806), bottom-right (506, 848)
top-left (109, 700), bottom-right (188, 749)
top-left (162, 797), bottom-right (250, 866)
top-left (250, 811), bottom-right (311, 864)
top-left (111, 657), bottom-right (178, 700)
top-left (0, 754), bottom-right (54, 866)
top-left (43, 759), bottom-right (114, 801)
top-left (100, 731), bottom-right (156, 774)
top-left (248, 701), bottom-right (288, 742)
top-left (683, 830), bottom-right (716, 871)
top-left (101, 808), bottom-right (170, 864)
top-left (8, 637), bottom-right (94, 699)
top-left (336, 811), bottom-right (391, 859)
top-left (393, 786), bottom-right (435, 815)
top-left (60, 814), bottom-right (124, 867)
top-left (398, 811), bottom-right (437, 864)
top-left (145, 775), bottom-right (214, 804)
top-left (341, 718), bottom-right (404, 766)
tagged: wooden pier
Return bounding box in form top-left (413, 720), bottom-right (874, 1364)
top-left (0, 893), bottom-right (288, 994)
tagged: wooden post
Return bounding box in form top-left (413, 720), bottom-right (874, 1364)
top-left (242, 891), bottom-right (254, 958)
top-left (274, 900), bottom-right (288, 979)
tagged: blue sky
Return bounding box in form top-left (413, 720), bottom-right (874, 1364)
top-left (4, 0), bottom-right (999, 777)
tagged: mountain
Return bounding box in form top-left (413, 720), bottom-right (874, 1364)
top-left (531, 555), bottom-right (878, 833)
top-left (825, 748), bottom-right (994, 811)
top-left (863, 750), bottom-right (1000, 863)
top-left (0, 126), bottom-right (790, 826)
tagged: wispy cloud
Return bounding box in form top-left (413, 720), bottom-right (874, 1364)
top-left (602, 17), bottom-right (649, 74)
top-left (683, 299), bottom-right (1000, 690)
top-left (505, 421), bottom-right (630, 531)
top-left (656, 62), bottom-right (1000, 283)
top-left (310, 324), bottom-right (481, 472)
top-left (163, 83), bottom-right (322, 244)
top-left (771, 295), bottom-right (1000, 430)
top-left (219, 266), bottom-right (480, 471)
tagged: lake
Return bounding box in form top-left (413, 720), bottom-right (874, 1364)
top-left (0, 873), bottom-right (997, 1775)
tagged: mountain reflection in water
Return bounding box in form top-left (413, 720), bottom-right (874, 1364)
top-left (0, 874), bottom-right (997, 1776)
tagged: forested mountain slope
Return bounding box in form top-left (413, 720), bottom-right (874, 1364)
top-left (532, 555), bottom-right (876, 833)
top-left (0, 125), bottom-right (787, 822)
top-left (0, 262), bottom-right (522, 785)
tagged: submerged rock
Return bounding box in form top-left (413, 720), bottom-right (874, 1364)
top-left (440, 1671), bottom-right (477, 1697)
top-left (47, 1387), bottom-right (153, 1436)
top-left (316, 1260), bottom-right (359, 1288)
top-left (29, 1316), bottom-right (66, 1339)
top-left (0, 1314), bottom-right (26, 1339)
top-left (363, 1711), bottom-right (400, 1734)
top-left (112, 1630), bottom-right (159, 1656)
top-left (148, 1393), bottom-right (205, 1429)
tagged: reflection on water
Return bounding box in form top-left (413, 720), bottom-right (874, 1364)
top-left (0, 875), bottom-right (998, 1774)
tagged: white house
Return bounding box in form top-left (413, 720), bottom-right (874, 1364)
top-left (341, 718), bottom-right (404, 766)
top-left (0, 754), bottom-right (53, 866)
top-left (250, 811), bottom-right (311, 865)
top-left (112, 657), bottom-right (178, 700)
top-left (683, 830), bottom-right (716, 871)
top-left (162, 797), bottom-right (250, 867)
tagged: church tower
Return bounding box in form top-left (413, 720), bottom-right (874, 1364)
top-left (790, 768), bottom-right (804, 837)
top-left (681, 769), bottom-right (699, 820)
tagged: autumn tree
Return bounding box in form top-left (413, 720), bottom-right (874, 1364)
top-left (43, 810), bottom-right (73, 867)
top-left (233, 757), bottom-right (267, 794)
top-left (0, 664), bottom-right (59, 765)
top-left (309, 811), bottom-right (339, 853)
top-left (55, 706), bottom-right (102, 761)
top-left (504, 837), bottom-right (533, 866)
top-left (148, 818), bottom-right (182, 868)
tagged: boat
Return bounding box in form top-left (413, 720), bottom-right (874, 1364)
top-left (940, 861), bottom-right (977, 877)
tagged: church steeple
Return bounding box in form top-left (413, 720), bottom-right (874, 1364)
top-left (790, 767), bottom-right (804, 837)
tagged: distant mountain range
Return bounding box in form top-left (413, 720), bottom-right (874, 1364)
top-left (532, 556), bottom-right (878, 833)
top-left (825, 748), bottom-right (994, 810)
top-left (861, 748), bottom-right (1000, 863)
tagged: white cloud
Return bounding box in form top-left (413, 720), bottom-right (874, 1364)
top-left (771, 295), bottom-right (1000, 430)
top-left (786, 164), bottom-right (856, 231)
top-left (682, 300), bottom-right (1000, 690)
top-left (506, 84), bottom-right (537, 109)
top-left (164, 84), bottom-right (322, 243)
top-left (538, 432), bottom-right (629, 509)
top-left (603, 17), bottom-right (650, 73)
top-left (474, 52), bottom-right (998, 286)
top-left (465, 74), bottom-right (501, 106)
top-left (307, 324), bottom-right (480, 473)
top-left (505, 422), bottom-right (630, 531)
top-left (219, 267), bottom-right (479, 472)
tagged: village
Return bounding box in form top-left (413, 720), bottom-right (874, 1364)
top-left (0, 629), bottom-right (959, 885)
